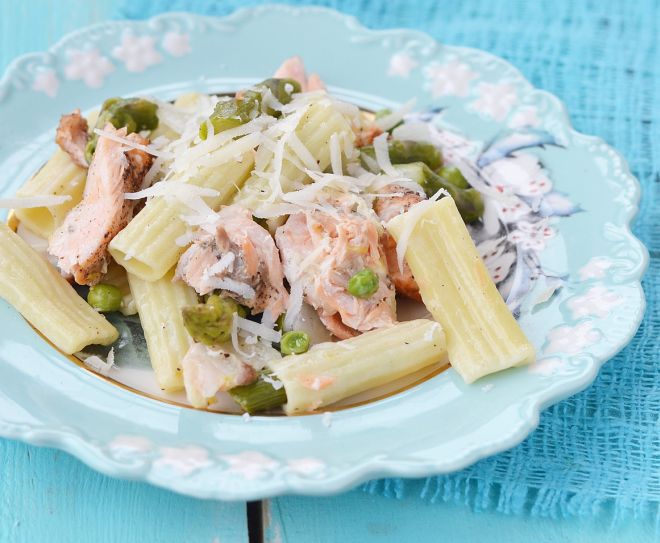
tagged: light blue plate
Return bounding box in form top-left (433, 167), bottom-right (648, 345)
top-left (0, 6), bottom-right (647, 500)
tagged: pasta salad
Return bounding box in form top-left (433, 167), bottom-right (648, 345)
top-left (0, 57), bottom-right (534, 415)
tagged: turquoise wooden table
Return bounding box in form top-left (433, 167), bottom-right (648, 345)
top-left (0, 2), bottom-right (654, 542)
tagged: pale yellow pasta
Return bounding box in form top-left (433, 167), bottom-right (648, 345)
top-left (268, 319), bottom-right (446, 414)
top-left (386, 198), bottom-right (535, 383)
top-left (232, 100), bottom-right (355, 211)
top-left (127, 269), bottom-right (198, 392)
top-left (14, 149), bottom-right (86, 238)
top-left (109, 151), bottom-right (255, 281)
top-left (0, 222), bottom-right (118, 354)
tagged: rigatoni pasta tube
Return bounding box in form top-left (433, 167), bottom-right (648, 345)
top-left (268, 319), bottom-right (446, 414)
top-left (127, 269), bottom-right (198, 392)
top-left (14, 149), bottom-right (86, 238)
top-left (386, 198), bottom-right (535, 383)
top-left (0, 222), bottom-right (118, 353)
top-left (233, 101), bottom-right (355, 210)
top-left (109, 149), bottom-right (255, 281)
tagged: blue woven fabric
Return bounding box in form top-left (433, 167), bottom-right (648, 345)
top-left (118, 0), bottom-right (660, 523)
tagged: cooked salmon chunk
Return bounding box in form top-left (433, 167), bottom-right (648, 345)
top-left (274, 56), bottom-right (326, 92)
top-left (182, 343), bottom-right (257, 407)
top-left (176, 205), bottom-right (289, 317)
top-left (55, 109), bottom-right (89, 168)
top-left (373, 184), bottom-right (424, 301)
top-left (48, 125), bottom-right (153, 285)
top-left (276, 209), bottom-right (396, 339)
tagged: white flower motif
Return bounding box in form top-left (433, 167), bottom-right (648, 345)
top-left (387, 52), bottom-right (418, 78)
top-left (567, 285), bottom-right (623, 319)
top-left (508, 220), bottom-right (555, 251)
top-left (64, 48), bottom-right (114, 88)
top-left (32, 69), bottom-right (59, 97)
top-left (508, 106), bottom-right (541, 128)
top-left (162, 31), bottom-right (191, 57)
top-left (492, 195), bottom-right (532, 223)
top-left (477, 237), bottom-right (516, 283)
top-left (424, 60), bottom-right (476, 97)
top-left (286, 458), bottom-right (326, 477)
top-left (482, 153), bottom-right (553, 197)
top-left (579, 257), bottom-right (613, 280)
top-left (108, 435), bottom-right (152, 455)
top-left (112, 32), bottom-right (162, 72)
top-left (154, 446), bottom-right (211, 476)
top-left (545, 321), bottom-right (601, 355)
top-left (222, 451), bottom-right (278, 480)
top-left (470, 82), bottom-right (518, 121)
top-left (529, 357), bottom-right (564, 376)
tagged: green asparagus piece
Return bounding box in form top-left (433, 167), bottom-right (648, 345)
top-left (437, 165), bottom-right (470, 189)
top-left (85, 97), bottom-right (159, 162)
top-left (182, 295), bottom-right (245, 346)
top-left (393, 162), bottom-right (485, 223)
top-left (229, 373), bottom-right (288, 414)
top-left (361, 139), bottom-right (443, 171)
top-left (199, 78), bottom-right (301, 139)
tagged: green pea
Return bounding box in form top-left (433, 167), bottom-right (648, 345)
top-left (280, 331), bottom-right (310, 355)
top-left (182, 295), bottom-right (245, 346)
top-left (438, 166), bottom-right (470, 189)
top-left (347, 268), bottom-right (380, 299)
top-left (87, 283), bottom-right (122, 312)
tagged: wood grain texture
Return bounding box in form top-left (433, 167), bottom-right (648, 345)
top-left (0, 440), bottom-right (249, 543)
top-left (265, 492), bottom-right (656, 543)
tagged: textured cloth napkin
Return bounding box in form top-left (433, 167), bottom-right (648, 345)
top-left (118, 0), bottom-right (659, 523)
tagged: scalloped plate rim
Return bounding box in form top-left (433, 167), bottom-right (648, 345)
top-left (0, 5), bottom-right (648, 501)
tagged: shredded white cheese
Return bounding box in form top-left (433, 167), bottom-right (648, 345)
top-left (375, 98), bottom-right (416, 132)
top-left (94, 128), bottom-right (173, 158)
top-left (329, 133), bottom-right (343, 175)
top-left (82, 347), bottom-right (115, 376)
top-left (373, 133), bottom-right (401, 178)
top-left (208, 277), bottom-right (256, 300)
top-left (124, 182), bottom-right (219, 201)
top-left (235, 315), bottom-right (282, 344)
top-left (0, 195), bottom-right (71, 208)
top-left (284, 281), bottom-right (304, 331)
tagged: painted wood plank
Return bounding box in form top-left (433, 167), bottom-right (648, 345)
top-left (265, 491), bottom-right (655, 543)
top-left (0, 439), bottom-right (249, 543)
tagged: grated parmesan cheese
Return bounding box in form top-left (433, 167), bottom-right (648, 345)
top-left (373, 133), bottom-right (401, 178)
top-left (94, 128), bottom-right (173, 158)
top-left (0, 194), bottom-right (71, 208)
top-left (235, 315), bottom-right (282, 344)
top-left (375, 98), bottom-right (416, 132)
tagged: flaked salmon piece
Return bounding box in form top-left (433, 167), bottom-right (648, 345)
top-left (55, 109), bottom-right (89, 168)
top-left (273, 56), bottom-right (326, 92)
top-left (276, 209), bottom-right (397, 339)
top-left (48, 124), bottom-right (153, 285)
top-left (355, 124), bottom-right (383, 148)
top-left (176, 205), bottom-right (289, 317)
top-left (182, 343), bottom-right (257, 407)
top-left (373, 184), bottom-right (424, 301)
